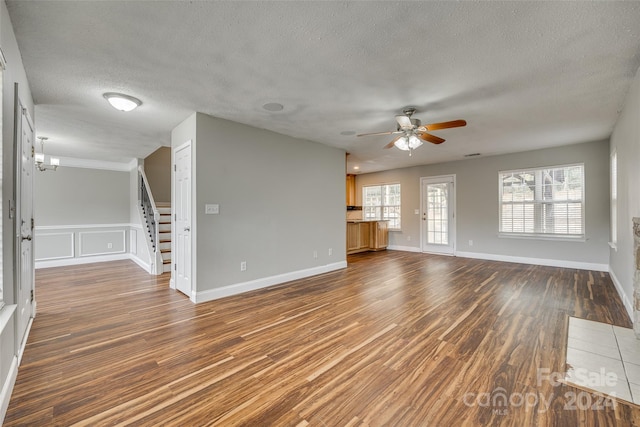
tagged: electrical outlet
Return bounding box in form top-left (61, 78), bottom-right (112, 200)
top-left (107, 242), bottom-right (113, 249)
top-left (414, 209), bottom-right (419, 215)
top-left (240, 261), bottom-right (247, 271)
top-left (407, 236), bottom-right (411, 241)
top-left (313, 250), bottom-right (318, 259)
top-left (469, 240), bottom-right (473, 246)
top-left (328, 248), bottom-right (333, 256)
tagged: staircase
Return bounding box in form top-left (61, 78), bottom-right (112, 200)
top-left (139, 166), bottom-right (171, 275)
top-left (156, 202), bottom-right (172, 272)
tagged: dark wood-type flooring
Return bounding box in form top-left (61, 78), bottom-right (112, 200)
top-left (5, 251), bottom-right (640, 426)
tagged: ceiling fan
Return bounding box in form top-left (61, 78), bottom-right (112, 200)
top-left (357, 108), bottom-right (466, 155)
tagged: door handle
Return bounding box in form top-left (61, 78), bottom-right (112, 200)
top-left (22, 235), bottom-right (32, 241)
top-left (184, 226), bottom-right (190, 232)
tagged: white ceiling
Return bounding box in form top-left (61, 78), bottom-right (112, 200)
top-left (6, 1), bottom-right (640, 173)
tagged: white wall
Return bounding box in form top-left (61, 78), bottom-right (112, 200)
top-left (609, 65), bottom-right (640, 318)
top-left (33, 165), bottom-right (151, 271)
top-left (0, 1), bottom-right (34, 421)
top-left (356, 139), bottom-right (611, 271)
top-left (172, 112), bottom-right (346, 301)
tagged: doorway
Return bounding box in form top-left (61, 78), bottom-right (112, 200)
top-left (421, 175), bottom-right (456, 255)
top-left (173, 140), bottom-right (192, 298)
top-left (15, 91), bottom-right (35, 350)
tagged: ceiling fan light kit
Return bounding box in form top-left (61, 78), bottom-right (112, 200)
top-left (357, 107), bottom-right (466, 156)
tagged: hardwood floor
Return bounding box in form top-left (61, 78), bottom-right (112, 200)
top-left (5, 252), bottom-right (640, 426)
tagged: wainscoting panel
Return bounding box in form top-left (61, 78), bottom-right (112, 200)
top-left (79, 230), bottom-right (126, 257)
top-left (34, 232), bottom-right (74, 261)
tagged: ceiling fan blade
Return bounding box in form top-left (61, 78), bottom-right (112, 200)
top-left (357, 130), bottom-right (399, 137)
top-left (395, 115), bottom-right (413, 130)
top-left (424, 119), bottom-right (467, 131)
top-left (417, 132), bottom-right (445, 144)
top-left (384, 135), bottom-right (403, 149)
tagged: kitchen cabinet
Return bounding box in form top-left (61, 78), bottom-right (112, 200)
top-left (347, 221), bottom-right (388, 254)
top-left (370, 220), bottom-right (388, 250)
top-left (346, 174), bottom-right (356, 206)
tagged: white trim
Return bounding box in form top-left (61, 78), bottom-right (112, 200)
top-left (193, 261), bottom-right (347, 304)
top-left (34, 232), bottom-right (74, 261)
top-left (388, 245), bottom-right (421, 253)
top-left (609, 268), bottom-right (633, 322)
top-left (456, 251), bottom-right (608, 272)
top-left (35, 253), bottom-right (131, 269)
top-left (78, 230), bottom-right (126, 257)
top-left (35, 223), bottom-right (138, 231)
top-left (55, 155), bottom-right (135, 172)
top-left (128, 253), bottom-right (152, 274)
top-left (17, 317), bottom-right (33, 365)
top-left (0, 355), bottom-right (18, 425)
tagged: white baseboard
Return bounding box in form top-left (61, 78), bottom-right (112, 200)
top-left (455, 251), bottom-right (609, 272)
top-left (609, 268), bottom-right (633, 322)
top-left (194, 261), bottom-right (347, 303)
top-left (0, 355), bottom-right (18, 425)
top-left (128, 253), bottom-right (152, 274)
top-left (387, 245), bottom-right (421, 253)
top-left (17, 317), bottom-right (33, 366)
top-left (35, 253), bottom-right (131, 269)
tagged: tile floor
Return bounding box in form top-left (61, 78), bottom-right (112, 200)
top-left (566, 317), bottom-right (640, 404)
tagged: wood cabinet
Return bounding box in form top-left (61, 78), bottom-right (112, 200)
top-left (346, 174), bottom-right (356, 206)
top-left (347, 221), bottom-right (388, 254)
top-left (370, 220), bottom-right (388, 250)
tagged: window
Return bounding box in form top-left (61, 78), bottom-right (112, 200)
top-left (363, 183), bottom-right (401, 229)
top-left (611, 151), bottom-right (617, 247)
top-left (499, 164), bottom-right (584, 238)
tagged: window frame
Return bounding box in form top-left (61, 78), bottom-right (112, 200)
top-left (362, 183), bottom-right (401, 230)
top-left (498, 163), bottom-right (585, 241)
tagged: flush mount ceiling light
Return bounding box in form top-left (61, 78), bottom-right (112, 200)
top-left (103, 92), bottom-right (142, 112)
top-left (262, 102), bottom-right (284, 112)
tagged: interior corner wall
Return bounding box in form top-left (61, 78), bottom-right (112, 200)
top-left (609, 64), bottom-right (640, 318)
top-left (1, 0), bottom-right (33, 309)
top-left (355, 139), bottom-right (610, 269)
top-left (144, 147), bottom-right (171, 203)
top-left (186, 112), bottom-right (346, 297)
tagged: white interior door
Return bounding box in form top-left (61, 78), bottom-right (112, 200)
top-left (17, 99), bottom-right (35, 345)
top-left (174, 141), bottom-right (192, 297)
top-left (421, 175), bottom-right (456, 255)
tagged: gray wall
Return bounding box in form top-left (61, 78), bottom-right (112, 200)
top-left (610, 64), bottom-right (640, 317)
top-left (0, 1), bottom-right (34, 421)
top-left (173, 112), bottom-right (346, 294)
top-left (144, 147), bottom-right (171, 203)
top-left (356, 139), bottom-right (610, 267)
top-left (34, 166), bottom-right (130, 226)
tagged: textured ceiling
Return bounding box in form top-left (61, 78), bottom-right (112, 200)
top-left (6, 1), bottom-right (640, 173)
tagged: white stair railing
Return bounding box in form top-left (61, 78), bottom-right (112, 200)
top-left (138, 166), bottom-right (163, 275)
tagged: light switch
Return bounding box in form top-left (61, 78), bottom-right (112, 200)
top-left (205, 204), bottom-right (219, 214)
top-left (414, 209), bottom-right (420, 215)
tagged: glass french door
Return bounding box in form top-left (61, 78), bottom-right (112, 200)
top-left (421, 175), bottom-right (456, 254)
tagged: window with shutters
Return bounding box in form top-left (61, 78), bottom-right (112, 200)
top-left (499, 164), bottom-right (584, 239)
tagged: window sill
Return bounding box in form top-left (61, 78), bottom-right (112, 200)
top-left (498, 233), bottom-right (586, 242)
top-left (609, 242), bottom-right (617, 251)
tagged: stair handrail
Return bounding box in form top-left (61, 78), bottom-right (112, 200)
top-left (138, 166), bottom-right (162, 275)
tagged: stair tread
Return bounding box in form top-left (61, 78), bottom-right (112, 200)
top-left (160, 249), bottom-right (171, 253)
top-left (163, 259), bottom-right (171, 264)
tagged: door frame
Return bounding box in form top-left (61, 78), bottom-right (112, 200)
top-left (171, 139), bottom-right (194, 301)
top-left (13, 86), bottom-right (35, 355)
top-left (420, 174), bottom-right (456, 255)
